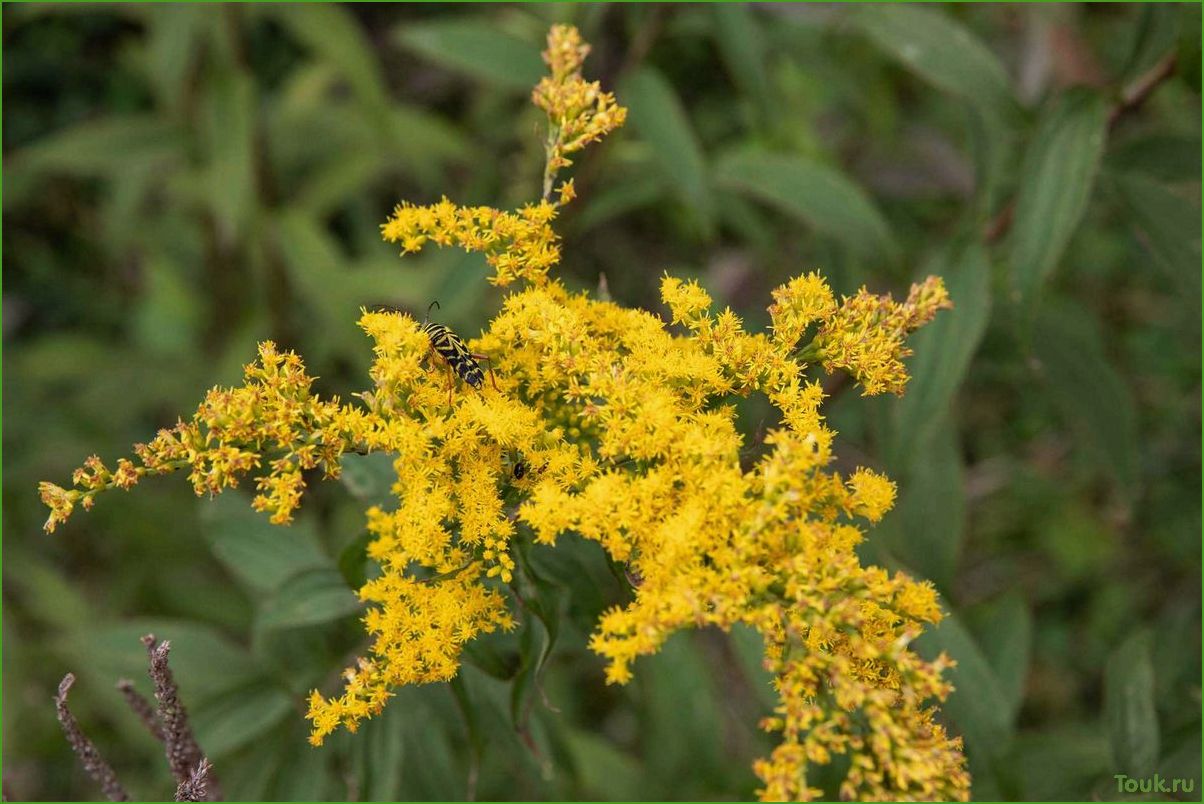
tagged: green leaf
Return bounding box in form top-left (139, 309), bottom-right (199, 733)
top-left (351, 695), bottom-right (406, 800)
top-left (1107, 171), bottom-right (1202, 298)
top-left (339, 452), bottom-right (397, 507)
top-left (1008, 90), bottom-right (1108, 308)
top-left (271, 4), bottom-right (389, 110)
top-left (640, 634), bottom-right (726, 793)
top-left (1120, 3), bottom-right (1180, 82)
top-left (144, 6), bottom-right (205, 110)
top-left (294, 148), bottom-right (387, 220)
top-left (972, 592), bottom-right (1033, 724)
top-left (1105, 629), bottom-right (1160, 778)
top-left (258, 568), bottom-right (362, 630)
top-left (1013, 725), bottom-right (1111, 800)
top-left (193, 683), bottom-right (295, 757)
top-left (271, 725), bottom-right (340, 801)
top-left (463, 636), bottom-right (521, 681)
top-left (712, 5), bottom-right (772, 126)
top-left (1033, 304), bottom-right (1140, 493)
top-left (510, 544), bottom-right (566, 730)
top-left (199, 67), bottom-right (257, 239)
top-left (337, 530), bottom-right (375, 591)
top-left (891, 242), bottom-right (991, 462)
top-left (58, 619), bottom-right (263, 701)
top-left (1106, 133), bottom-right (1201, 183)
top-left (393, 19), bottom-right (545, 91)
top-left (715, 148), bottom-right (896, 259)
top-left (215, 723), bottom-right (290, 800)
top-left (851, 5), bottom-right (1015, 116)
top-left (915, 612), bottom-right (1013, 762)
top-left (564, 728), bottom-right (644, 801)
top-left (728, 624), bottom-right (777, 710)
top-left (2, 548), bottom-right (95, 631)
top-left (10, 115), bottom-right (181, 179)
top-left (570, 173), bottom-right (667, 234)
top-left (622, 68), bottom-right (714, 231)
top-left (131, 255), bottom-right (203, 358)
top-left (880, 421), bottom-right (965, 592)
top-left (200, 491), bottom-right (330, 594)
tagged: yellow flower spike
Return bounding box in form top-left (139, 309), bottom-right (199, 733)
top-left (532, 24), bottom-right (627, 199)
top-left (811, 277), bottom-right (953, 396)
top-left (40, 24), bottom-right (965, 804)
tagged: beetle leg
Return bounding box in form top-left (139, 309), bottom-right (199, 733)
top-left (472, 354), bottom-right (499, 391)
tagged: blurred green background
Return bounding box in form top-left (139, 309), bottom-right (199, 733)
top-left (3, 3), bottom-right (1200, 801)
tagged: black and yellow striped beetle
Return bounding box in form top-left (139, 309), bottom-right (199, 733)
top-left (420, 301), bottom-right (498, 404)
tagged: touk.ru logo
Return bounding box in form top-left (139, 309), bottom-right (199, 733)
top-left (1114, 773), bottom-right (1196, 795)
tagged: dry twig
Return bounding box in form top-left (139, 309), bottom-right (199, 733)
top-left (54, 635), bottom-right (221, 801)
top-left (174, 759), bottom-right (213, 803)
top-left (54, 674), bottom-right (131, 802)
top-left (142, 635), bottom-right (222, 801)
top-left (116, 678), bottom-right (165, 742)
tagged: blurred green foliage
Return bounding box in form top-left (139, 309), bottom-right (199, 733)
top-left (3, 3), bottom-right (1199, 801)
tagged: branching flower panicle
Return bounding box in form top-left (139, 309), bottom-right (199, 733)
top-left (532, 24), bottom-right (627, 199)
top-left (41, 25), bottom-right (968, 802)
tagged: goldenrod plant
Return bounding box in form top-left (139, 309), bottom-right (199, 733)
top-left (39, 25), bottom-right (971, 801)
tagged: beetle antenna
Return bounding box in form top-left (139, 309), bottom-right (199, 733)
top-left (425, 300), bottom-right (441, 322)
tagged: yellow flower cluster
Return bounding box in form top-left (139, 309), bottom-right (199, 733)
top-left (40, 342), bottom-right (351, 531)
top-left (41, 25), bottom-right (969, 801)
top-left (532, 24), bottom-right (627, 198)
top-left (810, 278), bottom-right (953, 396)
top-left (381, 197), bottom-right (560, 287)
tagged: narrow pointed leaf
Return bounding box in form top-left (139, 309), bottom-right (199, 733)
top-left (393, 20), bottom-right (544, 91)
top-left (1105, 629), bottom-right (1160, 778)
top-left (715, 148), bottom-right (896, 259)
top-left (622, 68), bottom-right (714, 230)
top-left (851, 5), bottom-right (1015, 116)
top-left (1009, 91), bottom-right (1108, 307)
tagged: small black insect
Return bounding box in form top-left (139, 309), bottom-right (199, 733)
top-left (420, 302), bottom-right (497, 404)
top-left (512, 459), bottom-right (527, 480)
